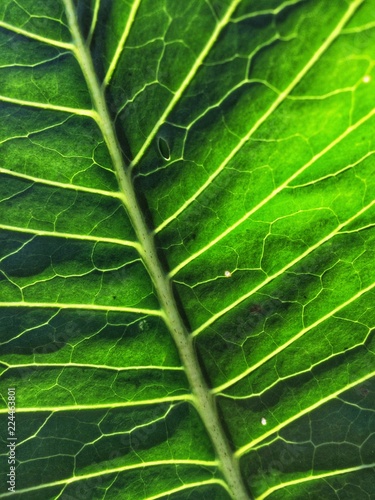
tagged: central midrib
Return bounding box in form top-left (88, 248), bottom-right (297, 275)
top-left (62, 1), bottom-right (250, 499)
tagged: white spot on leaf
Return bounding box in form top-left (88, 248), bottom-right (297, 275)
top-left (139, 320), bottom-right (148, 331)
top-left (224, 270), bottom-right (232, 278)
top-left (363, 75), bottom-right (371, 83)
top-left (261, 417), bottom-right (267, 425)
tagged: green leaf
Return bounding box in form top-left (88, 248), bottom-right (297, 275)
top-left (1, 0), bottom-right (374, 498)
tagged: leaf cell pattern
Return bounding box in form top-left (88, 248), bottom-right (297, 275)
top-left (0, 1), bottom-right (374, 499)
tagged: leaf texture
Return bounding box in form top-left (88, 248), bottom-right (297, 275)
top-left (0, 1), bottom-right (374, 499)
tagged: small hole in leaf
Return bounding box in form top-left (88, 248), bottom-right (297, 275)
top-left (158, 136), bottom-right (170, 160)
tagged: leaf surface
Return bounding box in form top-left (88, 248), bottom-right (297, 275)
top-left (0, 1), bottom-right (374, 499)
